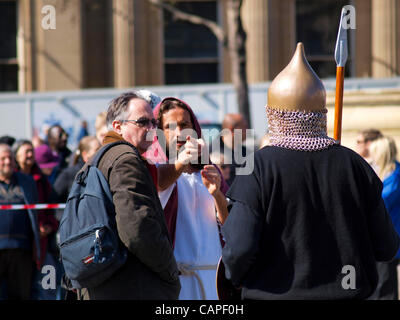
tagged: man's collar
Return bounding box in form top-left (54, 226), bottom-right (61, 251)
top-left (0, 172), bottom-right (16, 185)
top-left (102, 131), bottom-right (125, 145)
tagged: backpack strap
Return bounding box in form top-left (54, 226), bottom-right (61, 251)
top-left (91, 141), bottom-right (140, 168)
top-left (75, 141), bottom-right (139, 185)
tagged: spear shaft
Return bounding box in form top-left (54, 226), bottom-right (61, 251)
top-left (334, 8), bottom-right (348, 143)
top-left (334, 66), bottom-right (344, 142)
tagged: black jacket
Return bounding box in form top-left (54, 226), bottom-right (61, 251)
top-left (53, 157), bottom-right (85, 203)
top-left (222, 145), bottom-right (400, 300)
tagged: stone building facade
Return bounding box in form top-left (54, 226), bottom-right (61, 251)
top-left (1, 0), bottom-right (397, 92)
top-left (1, 0), bottom-right (400, 150)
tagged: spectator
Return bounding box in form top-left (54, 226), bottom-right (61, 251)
top-left (368, 136), bottom-right (400, 300)
top-left (47, 125), bottom-right (72, 172)
top-left (355, 128), bottom-right (383, 166)
top-left (95, 112), bottom-right (108, 144)
top-left (0, 143), bottom-right (41, 300)
top-left (39, 123), bottom-right (51, 144)
top-left (54, 136), bottom-right (100, 203)
top-left (78, 91), bottom-right (180, 300)
top-left (210, 113), bottom-right (249, 185)
top-left (13, 140), bottom-right (59, 263)
top-left (0, 136), bottom-right (15, 147)
top-left (76, 120), bottom-right (89, 144)
top-left (31, 135), bottom-right (44, 149)
top-left (13, 140), bottom-right (60, 300)
top-left (34, 144), bottom-right (61, 185)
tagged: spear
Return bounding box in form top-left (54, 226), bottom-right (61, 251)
top-left (333, 7), bottom-right (348, 143)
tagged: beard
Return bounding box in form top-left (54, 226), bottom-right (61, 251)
top-left (165, 136), bottom-right (181, 162)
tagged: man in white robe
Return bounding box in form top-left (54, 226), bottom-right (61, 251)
top-left (154, 97), bottom-right (229, 300)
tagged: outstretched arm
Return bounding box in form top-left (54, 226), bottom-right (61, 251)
top-left (158, 162), bottom-right (187, 191)
top-left (158, 136), bottom-right (206, 191)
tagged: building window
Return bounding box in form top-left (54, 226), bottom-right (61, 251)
top-left (163, 1), bottom-right (219, 84)
top-left (296, 0), bottom-right (353, 79)
top-left (0, 1), bottom-right (18, 91)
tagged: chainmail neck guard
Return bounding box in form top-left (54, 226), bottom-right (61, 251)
top-left (266, 106), bottom-right (339, 152)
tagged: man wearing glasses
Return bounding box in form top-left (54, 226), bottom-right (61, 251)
top-left (78, 91), bottom-right (180, 300)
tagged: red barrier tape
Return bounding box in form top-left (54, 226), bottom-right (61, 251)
top-left (0, 203), bottom-right (66, 210)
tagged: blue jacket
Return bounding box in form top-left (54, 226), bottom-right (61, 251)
top-left (382, 161), bottom-right (400, 258)
top-left (0, 172), bottom-right (41, 262)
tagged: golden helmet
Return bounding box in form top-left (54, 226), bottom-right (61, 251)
top-left (267, 42), bottom-right (326, 112)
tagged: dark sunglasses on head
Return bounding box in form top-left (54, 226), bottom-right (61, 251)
top-left (122, 118), bottom-right (158, 128)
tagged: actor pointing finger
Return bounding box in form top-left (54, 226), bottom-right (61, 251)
top-left (155, 97), bottom-right (229, 300)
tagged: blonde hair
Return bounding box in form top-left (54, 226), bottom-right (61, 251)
top-left (369, 136), bottom-right (397, 180)
top-left (95, 111), bottom-right (107, 132)
top-left (73, 136), bottom-right (99, 165)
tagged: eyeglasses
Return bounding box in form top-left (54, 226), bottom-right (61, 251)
top-left (121, 118), bottom-right (158, 128)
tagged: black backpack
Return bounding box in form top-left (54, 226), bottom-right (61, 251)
top-left (58, 141), bottom-right (137, 289)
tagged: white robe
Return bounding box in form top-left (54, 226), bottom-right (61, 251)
top-left (159, 171), bottom-right (222, 300)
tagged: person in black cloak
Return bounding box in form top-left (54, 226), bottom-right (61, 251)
top-left (220, 43), bottom-right (400, 300)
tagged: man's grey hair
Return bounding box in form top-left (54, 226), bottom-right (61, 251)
top-left (106, 91), bottom-right (149, 131)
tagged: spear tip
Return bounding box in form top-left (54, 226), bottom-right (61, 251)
top-left (334, 7), bottom-right (348, 67)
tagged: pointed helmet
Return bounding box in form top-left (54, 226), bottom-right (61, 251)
top-left (265, 43), bottom-right (338, 151)
top-left (267, 42), bottom-right (326, 112)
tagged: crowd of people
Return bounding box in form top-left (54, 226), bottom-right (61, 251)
top-left (0, 90), bottom-right (251, 300)
top-left (0, 47), bottom-right (399, 300)
top-left (0, 113), bottom-right (106, 299)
